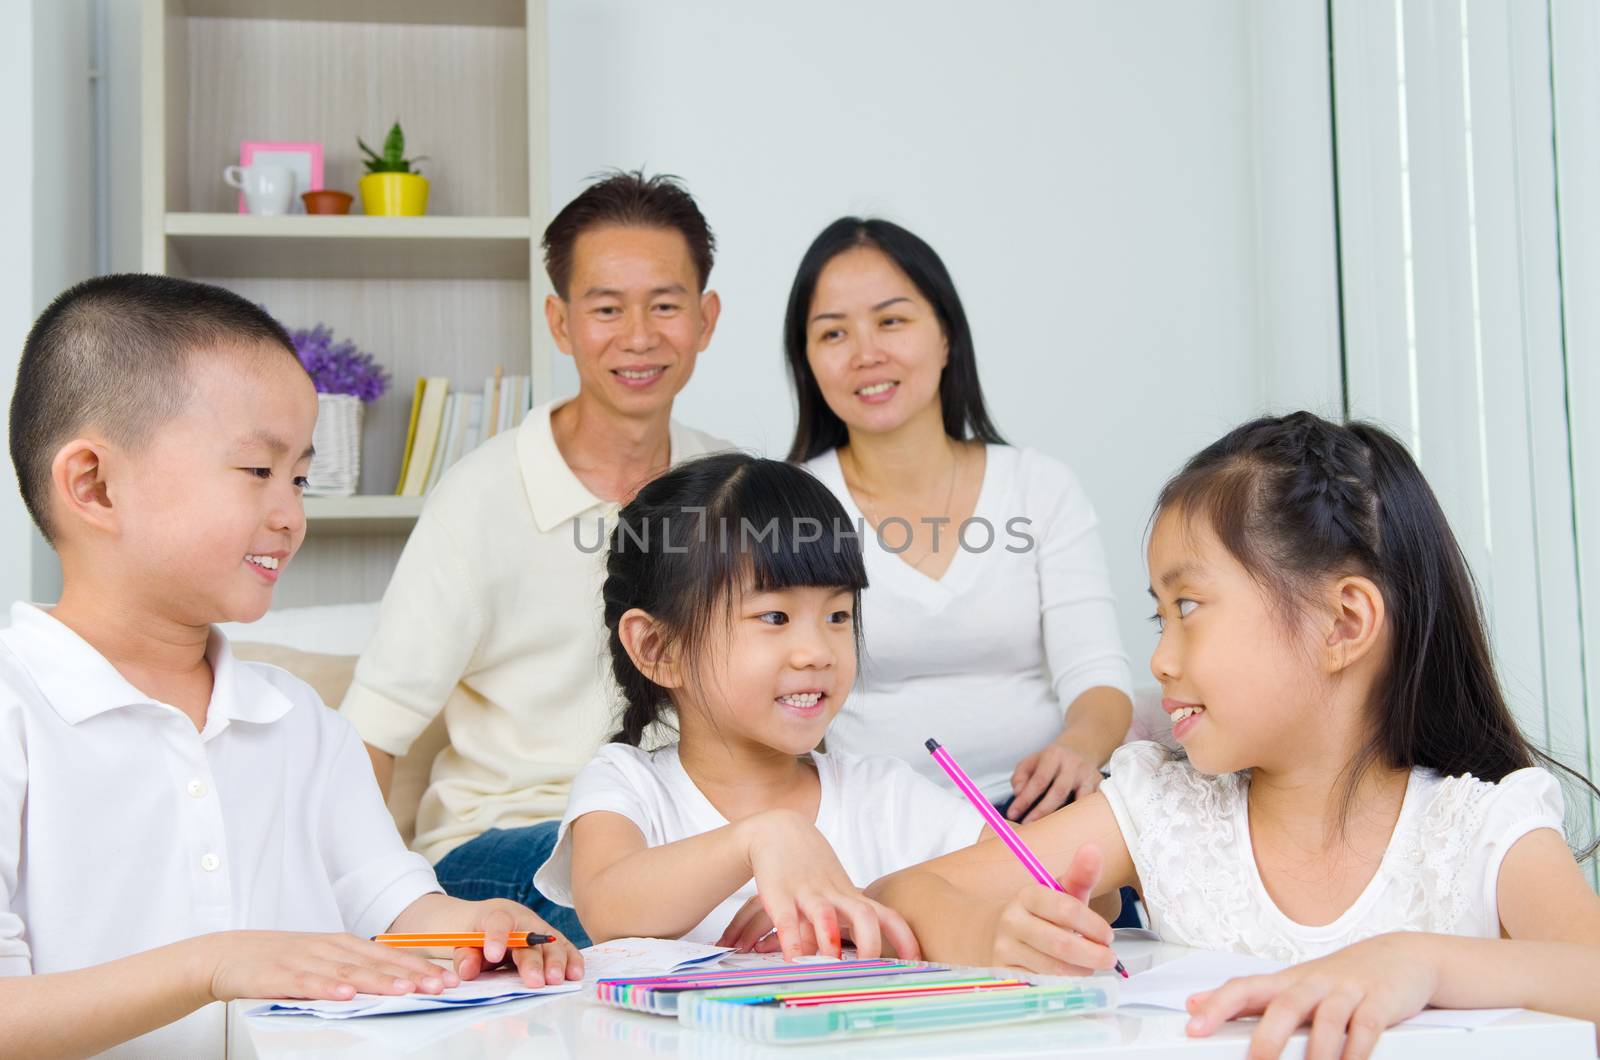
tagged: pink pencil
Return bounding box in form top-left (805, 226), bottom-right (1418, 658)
top-left (925, 737), bottom-right (1129, 979)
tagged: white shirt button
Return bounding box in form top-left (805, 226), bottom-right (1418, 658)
top-left (200, 853), bottom-right (220, 872)
top-left (186, 779), bottom-right (207, 799)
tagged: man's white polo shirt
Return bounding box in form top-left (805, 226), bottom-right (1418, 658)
top-left (340, 400), bottom-right (729, 863)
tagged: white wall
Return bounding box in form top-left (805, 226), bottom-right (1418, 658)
top-left (27, 0), bottom-right (94, 604)
top-left (2, 0), bottom-right (93, 612)
top-left (0, 0), bottom-right (37, 610)
top-left (547, 0), bottom-right (1342, 666)
top-left (105, 0), bottom-right (145, 275)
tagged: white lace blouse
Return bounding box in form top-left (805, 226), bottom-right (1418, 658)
top-left (1100, 741), bottom-right (1567, 964)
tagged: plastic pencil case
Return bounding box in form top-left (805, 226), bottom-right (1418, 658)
top-left (678, 977), bottom-right (1117, 1044)
top-left (596, 959), bottom-right (942, 1016)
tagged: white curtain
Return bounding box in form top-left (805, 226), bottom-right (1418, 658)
top-left (1331, 0), bottom-right (1599, 871)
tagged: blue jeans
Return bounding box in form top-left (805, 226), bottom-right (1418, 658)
top-left (992, 794), bottom-right (1142, 930)
top-left (433, 823), bottom-right (591, 948)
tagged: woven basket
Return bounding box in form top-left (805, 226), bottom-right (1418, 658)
top-left (306, 393), bottom-right (363, 496)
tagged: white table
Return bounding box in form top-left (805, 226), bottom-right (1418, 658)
top-left (228, 939), bottom-right (1597, 1059)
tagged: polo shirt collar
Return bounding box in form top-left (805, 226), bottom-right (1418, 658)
top-left (519, 401), bottom-right (606, 533)
top-left (3, 602), bottom-right (294, 733)
top-left (519, 400), bottom-right (698, 533)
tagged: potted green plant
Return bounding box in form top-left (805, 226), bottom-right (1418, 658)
top-left (357, 121), bottom-right (429, 216)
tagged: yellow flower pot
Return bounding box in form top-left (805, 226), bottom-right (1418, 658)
top-left (359, 172), bottom-right (429, 216)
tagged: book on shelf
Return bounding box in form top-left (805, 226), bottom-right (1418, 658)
top-left (422, 392), bottom-right (486, 495)
top-left (396, 377), bottom-right (450, 496)
top-left (479, 371), bottom-right (534, 444)
top-left (394, 377), bottom-right (427, 492)
top-left (395, 371), bottom-right (532, 497)
top-left (483, 367), bottom-right (503, 445)
top-left (423, 392), bottom-right (461, 495)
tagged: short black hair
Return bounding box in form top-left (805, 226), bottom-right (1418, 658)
top-left (10, 273), bottom-right (297, 543)
top-left (542, 169), bottom-right (716, 300)
top-left (783, 217), bottom-right (1006, 462)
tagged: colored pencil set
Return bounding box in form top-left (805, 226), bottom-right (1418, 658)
top-left (594, 959), bottom-right (1116, 1043)
top-left (596, 958), bottom-right (931, 1015)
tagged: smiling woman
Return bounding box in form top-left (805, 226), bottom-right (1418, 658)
top-left (783, 218), bottom-right (1135, 825)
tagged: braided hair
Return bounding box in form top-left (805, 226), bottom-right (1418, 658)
top-left (602, 452), bottom-right (868, 747)
top-left (1155, 411), bottom-right (1596, 856)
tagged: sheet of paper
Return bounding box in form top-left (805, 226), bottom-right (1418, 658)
top-left (1120, 951), bottom-right (1517, 1031)
top-left (1400, 1007), bottom-right (1520, 1029)
top-left (1120, 950), bottom-right (1286, 1010)
top-left (249, 969), bottom-right (581, 1020)
top-left (581, 937), bottom-right (734, 980)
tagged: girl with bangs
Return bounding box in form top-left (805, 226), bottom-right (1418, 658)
top-left (534, 453), bottom-right (985, 959)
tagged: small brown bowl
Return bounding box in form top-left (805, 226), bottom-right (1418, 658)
top-left (302, 189), bottom-right (354, 215)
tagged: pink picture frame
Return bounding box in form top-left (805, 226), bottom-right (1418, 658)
top-left (238, 141), bottom-right (324, 214)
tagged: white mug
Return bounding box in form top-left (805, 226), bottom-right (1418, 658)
top-left (224, 164), bottom-right (295, 215)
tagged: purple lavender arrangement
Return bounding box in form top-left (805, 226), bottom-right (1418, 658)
top-left (290, 323), bottom-right (390, 402)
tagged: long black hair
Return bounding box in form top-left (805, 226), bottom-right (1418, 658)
top-left (783, 217), bottom-right (1006, 462)
top-left (1155, 411), bottom-right (1597, 857)
top-left (603, 452), bottom-right (868, 746)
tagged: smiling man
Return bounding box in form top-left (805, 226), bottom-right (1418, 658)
top-left (340, 173), bottom-right (728, 943)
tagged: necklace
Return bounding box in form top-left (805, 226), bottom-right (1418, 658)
top-left (845, 440), bottom-right (962, 572)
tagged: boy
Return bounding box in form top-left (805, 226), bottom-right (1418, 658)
top-left (0, 275), bottom-right (581, 1057)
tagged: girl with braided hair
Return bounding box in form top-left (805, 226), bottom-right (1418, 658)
top-left (871, 411), bottom-right (1600, 1057)
top-left (532, 452), bottom-right (986, 958)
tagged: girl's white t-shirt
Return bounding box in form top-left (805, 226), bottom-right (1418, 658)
top-left (804, 445), bottom-right (1133, 801)
top-left (1101, 741), bottom-right (1569, 964)
top-left (535, 743), bottom-right (985, 944)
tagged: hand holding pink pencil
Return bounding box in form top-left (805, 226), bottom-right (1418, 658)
top-left (925, 738), bottom-right (1129, 979)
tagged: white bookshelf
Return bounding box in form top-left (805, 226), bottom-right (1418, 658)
top-left (180, 0), bottom-right (526, 25)
top-left (140, 0), bottom-right (552, 605)
top-left (164, 213), bottom-right (533, 279)
top-left (302, 495), bottom-right (426, 533)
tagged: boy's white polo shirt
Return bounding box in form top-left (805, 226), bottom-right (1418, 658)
top-left (0, 602), bottom-right (440, 1056)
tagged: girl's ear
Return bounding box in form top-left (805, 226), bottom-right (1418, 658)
top-left (49, 437), bottom-right (117, 537)
top-left (1322, 575), bottom-right (1386, 675)
top-left (618, 608), bottom-right (683, 689)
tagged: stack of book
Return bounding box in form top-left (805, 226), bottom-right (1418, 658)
top-left (395, 370), bottom-right (533, 496)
